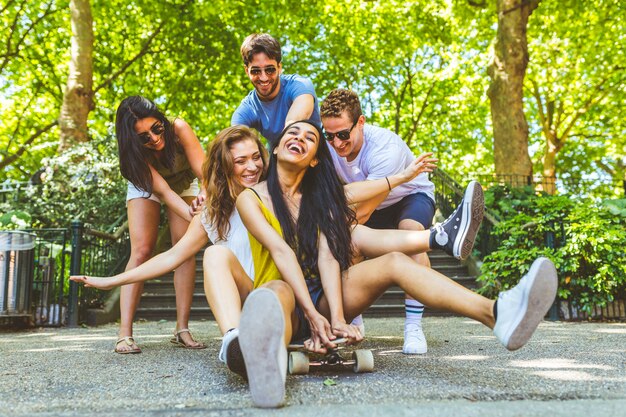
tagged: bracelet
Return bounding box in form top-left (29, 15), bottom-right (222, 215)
top-left (385, 176), bottom-right (391, 191)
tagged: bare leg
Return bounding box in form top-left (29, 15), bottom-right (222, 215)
top-left (166, 197), bottom-right (203, 348)
top-left (260, 280), bottom-right (297, 345)
top-left (341, 252), bottom-right (495, 328)
top-left (351, 224), bottom-right (430, 258)
top-left (203, 245), bottom-right (254, 334)
top-left (119, 198), bottom-right (160, 352)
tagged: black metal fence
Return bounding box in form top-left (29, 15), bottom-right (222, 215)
top-left (1, 222), bottom-right (129, 327)
top-left (472, 173), bottom-right (625, 199)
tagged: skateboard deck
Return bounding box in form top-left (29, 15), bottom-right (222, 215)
top-left (287, 337), bottom-right (374, 375)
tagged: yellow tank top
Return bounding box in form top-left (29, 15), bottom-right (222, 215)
top-left (245, 189), bottom-right (283, 288)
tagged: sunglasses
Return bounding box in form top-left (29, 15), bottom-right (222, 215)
top-left (137, 122), bottom-right (165, 145)
top-left (248, 66), bottom-right (277, 76)
top-left (325, 120), bottom-right (357, 141)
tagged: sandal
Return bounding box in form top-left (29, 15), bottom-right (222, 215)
top-left (170, 328), bottom-right (207, 349)
top-left (115, 336), bottom-right (142, 354)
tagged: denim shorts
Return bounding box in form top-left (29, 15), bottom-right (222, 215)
top-left (365, 192), bottom-right (435, 230)
top-left (126, 178), bottom-right (199, 203)
top-left (291, 278), bottom-right (325, 343)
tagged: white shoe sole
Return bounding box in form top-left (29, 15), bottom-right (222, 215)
top-left (504, 258), bottom-right (558, 351)
top-left (453, 181), bottom-right (484, 260)
top-left (239, 288), bottom-right (286, 408)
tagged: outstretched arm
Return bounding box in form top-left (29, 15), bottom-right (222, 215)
top-left (70, 216), bottom-right (209, 289)
top-left (345, 153), bottom-right (437, 224)
top-left (237, 189), bottom-right (335, 352)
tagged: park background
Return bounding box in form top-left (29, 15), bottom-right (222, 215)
top-left (0, 0), bottom-right (625, 320)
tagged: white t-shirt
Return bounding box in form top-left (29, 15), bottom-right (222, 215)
top-left (200, 209), bottom-right (254, 280)
top-left (328, 124), bottom-right (435, 209)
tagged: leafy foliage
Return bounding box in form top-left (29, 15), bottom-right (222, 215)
top-left (478, 186), bottom-right (626, 312)
top-left (0, 135), bottom-right (126, 229)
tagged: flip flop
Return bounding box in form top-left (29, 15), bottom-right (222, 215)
top-left (170, 329), bottom-right (207, 349)
top-left (115, 336), bottom-right (142, 354)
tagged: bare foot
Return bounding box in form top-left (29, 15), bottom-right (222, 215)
top-left (115, 336), bottom-right (141, 354)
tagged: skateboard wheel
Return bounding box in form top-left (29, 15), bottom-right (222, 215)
top-left (288, 351), bottom-right (310, 375)
top-left (352, 349), bottom-right (374, 373)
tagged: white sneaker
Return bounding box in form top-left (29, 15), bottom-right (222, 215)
top-left (493, 257), bottom-right (558, 351)
top-left (350, 314), bottom-right (365, 337)
top-left (403, 323), bottom-right (427, 354)
top-left (239, 288), bottom-right (287, 408)
top-left (218, 328), bottom-right (247, 379)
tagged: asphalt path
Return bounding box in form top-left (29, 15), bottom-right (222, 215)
top-left (1, 317), bottom-right (625, 416)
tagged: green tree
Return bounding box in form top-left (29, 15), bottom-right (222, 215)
top-left (525, 0), bottom-right (626, 196)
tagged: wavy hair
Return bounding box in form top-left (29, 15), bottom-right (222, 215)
top-left (203, 126), bottom-right (268, 241)
top-left (267, 120), bottom-right (355, 276)
top-left (115, 96), bottom-right (177, 194)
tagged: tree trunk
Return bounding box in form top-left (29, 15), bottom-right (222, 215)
top-left (487, 0), bottom-right (539, 186)
top-left (58, 0), bottom-right (93, 151)
top-left (541, 139), bottom-right (558, 194)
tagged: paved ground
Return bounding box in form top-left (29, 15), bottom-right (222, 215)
top-left (1, 317), bottom-right (625, 416)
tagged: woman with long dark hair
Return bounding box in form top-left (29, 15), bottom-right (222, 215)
top-left (113, 96), bottom-right (206, 353)
top-left (71, 124), bottom-right (445, 363)
top-left (235, 120), bottom-right (558, 408)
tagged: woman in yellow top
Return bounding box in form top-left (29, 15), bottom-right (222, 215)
top-left (71, 124), bottom-right (439, 364)
top-left (235, 120), bottom-right (558, 408)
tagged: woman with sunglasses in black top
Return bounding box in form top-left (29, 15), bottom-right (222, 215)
top-left (113, 96), bottom-right (206, 353)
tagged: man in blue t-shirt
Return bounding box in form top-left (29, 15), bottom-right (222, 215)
top-left (231, 33), bottom-right (321, 146)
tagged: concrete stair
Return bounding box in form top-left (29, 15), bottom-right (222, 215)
top-left (135, 249), bottom-right (478, 321)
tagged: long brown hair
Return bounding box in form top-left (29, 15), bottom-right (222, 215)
top-left (203, 126), bottom-right (268, 241)
top-left (115, 96), bottom-right (177, 194)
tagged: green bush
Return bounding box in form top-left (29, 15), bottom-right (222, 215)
top-left (1, 136), bottom-right (126, 230)
top-left (477, 185), bottom-right (626, 313)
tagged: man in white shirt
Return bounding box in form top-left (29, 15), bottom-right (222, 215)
top-left (321, 89), bottom-right (436, 354)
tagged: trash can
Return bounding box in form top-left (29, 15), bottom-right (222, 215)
top-left (0, 231), bottom-right (36, 316)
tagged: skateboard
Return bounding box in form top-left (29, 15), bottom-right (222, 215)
top-left (287, 337), bottom-right (374, 375)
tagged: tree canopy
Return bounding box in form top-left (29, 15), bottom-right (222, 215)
top-left (1, 0), bottom-right (624, 201)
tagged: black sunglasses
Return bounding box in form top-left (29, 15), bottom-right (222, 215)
top-left (137, 122), bottom-right (165, 145)
top-left (325, 120), bottom-right (357, 141)
top-left (248, 66), bottom-right (277, 76)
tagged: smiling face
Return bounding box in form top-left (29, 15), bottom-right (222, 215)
top-left (245, 52), bottom-right (282, 101)
top-left (321, 112), bottom-right (365, 162)
top-left (134, 117), bottom-right (165, 151)
top-left (274, 122), bottom-right (320, 168)
top-left (230, 139), bottom-right (264, 188)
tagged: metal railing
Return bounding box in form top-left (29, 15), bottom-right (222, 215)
top-left (3, 219), bottom-right (130, 327)
top-left (472, 173), bottom-right (625, 199)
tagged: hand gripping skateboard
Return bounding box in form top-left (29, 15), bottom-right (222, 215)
top-left (287, 337), bottom-right (374, 375)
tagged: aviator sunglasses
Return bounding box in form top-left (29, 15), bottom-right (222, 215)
top-left (137, 122), bottom-right (165, 145)
top-left (325, 120), bottom-right (357, 141)
top-left (248, 66), bottom-right (278, 76)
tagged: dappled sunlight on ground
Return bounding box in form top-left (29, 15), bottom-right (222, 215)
top-left (442, 355), bottom-right (491, 361)
top-left (509, 358), bottom-right (612, 370)
top-left (531, 370), bottom-right (624, 382)
top-left (507, 358), bottom-right (626, 382)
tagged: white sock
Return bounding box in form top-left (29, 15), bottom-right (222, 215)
top-left (405, 299), bottom-right (424, 330)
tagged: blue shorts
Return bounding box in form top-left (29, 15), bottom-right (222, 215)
top-left (291, 278), bottom-right (324, 343)
top-left (365, 192), bottom-right (435, 230)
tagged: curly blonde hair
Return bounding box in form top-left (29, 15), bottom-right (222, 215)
top-left (203, 126), bottom-right (268, 241)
